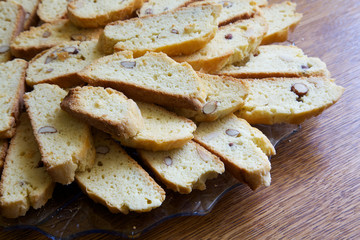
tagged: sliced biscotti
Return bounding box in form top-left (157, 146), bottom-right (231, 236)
top-left (10, 0), bottom-right (40, 30)
top-left (0, 1), bottom-right (25, 63)
top-left (218, 45), bottom-right (330, 78)
top-left (68, 0), bottom-right (144, 28)
top-left (235, 77), bottom-right (344, 124)
top-left (173, 15), bottom-right (268, 73)
top-left (199, 0), bottom-right (264, 26)
top-left (80, 51), bottom-right (206, 111)
top-left (139, 141), bottom-right (224, 194)
top-left (24, 84), bottom-right (96, 185)
top-left (0, 113), bottom-right (55, 218)
top-left (0, 59), bottom-right (27, 139)
top-left (0, 140), bottom-right (8, 170)
top-left (173, 72), bottom-right (248, 122)
top-left (61, 86), bottom-right (144, 139)
top-left (113, 101), bottom-right (196, 151)
top-left (10, 20), bottom-right (103, 60)
top-left (138, 0), bottom-right (195, 17)
top-left (193, 114), bottom-right (275, 190)
top-left (37, 0), bottom-right (68, 22)
top-left (76, 130), bottom-right (166, 214)
top-left (26, 41), bottom-right (105, 88)
top-left (261, 1), bottom-right (302, 45)
top-left (101, 2), bottom-right (221, 55)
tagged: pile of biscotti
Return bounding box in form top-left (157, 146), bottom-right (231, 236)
top-left (0, 0), bottom-right (344, 218)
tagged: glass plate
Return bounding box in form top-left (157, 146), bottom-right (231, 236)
top-left (0, 124), bottom-right (300, 239)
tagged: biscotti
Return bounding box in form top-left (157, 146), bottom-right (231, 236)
top-left (138, 0), bottom-right (195, 17)
top-left (26, 40), bottom-right (105, 88)
top-left (76, 130), bottom-right (166, 214)
top-left (235, 77), bottom-right (344, 124)
top-left (0, 140), bottom-right (8, 170)
top-left (79, 51), bottom-right (206, 111)
top-left (194, 114), bottom-right (275, 190)
top-left (202, 0), bottom-right (264, 26)
top-left (68, 0), bottom-right (144, 28)
top-left (10, 20), bottom-right (103, 60)
top-left (113, 101), bottom-right (196, 151)
top-left (261, 1), bottom-right (302, 45)
top-left (61, 86), bottom-right (144, 139)
top-left (0, 113), bottom-right (55, 218)
top-left (37, 0), bottom-right (68, 22)
top-left (218, 45), bottom-right (330, 78)
top-left (173, 72), bottom-right (248, 122)
top-left (0, 59), bottom-right (27, 139)
top-left (139, 141), bottom-right (225, 194)
top-left (0, 1), bottom-right (25, 63)
top-left (100, 2), bottom-right (221, 55)
top-left (173, 15), bottom-right (268, 73)
top-left (24, 84), bottom-right (96, 185)
top-left (10, 0), bottom-right (40, 29)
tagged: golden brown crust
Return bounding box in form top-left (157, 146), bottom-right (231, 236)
top-left (176, 52), bottom-right (233, 74)
top-left (67, 0), bottom-right (144, 28)
top-left (219, 71), bottom-right (328, 79)
top-left (82, 77), bottom-right (205, 111)
top-left (0, 140), bottom-right (8, 171)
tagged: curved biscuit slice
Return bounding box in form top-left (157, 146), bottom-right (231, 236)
top-left (79, 51), bottom-right (206, 111)
top-left (139, 141), bottom-right (225, 194)
top-left (101, 3), bottom-right (221, 55)
top-left (61, 86), bottom-right (144, 139)
top-left (172, 72), bottom-right (249, 122)
top-left (0, 2), bottom-right (25, 63)
top-left (112, 102), bottom-right (197, 151)
top-left (218, 45), bottom-right (331, 78)
top-left (173, 15), bottom-right (268, 73)
top-left (10, 20), bottom-right (103, 60)
top-left (24, 84), bottom-right (96, 185)
top-left (235, 77), bottom-right (344, 124)
top-left (0, 59), bottom-right (27, 139)
top-left (68, 0), bottom-right (144, 28)
top-left (37, 0), bottom-right (69, 22)
top-left (26, 40), bottom-right (105, 88)
top-left (0, 113), bottom-right (55, 218)
top-left (194, 114), bottom-right (275, 190)
top-left (260, 1), bottom-right (303, 45)
top-left (76, 130), bottom-right (165, 214)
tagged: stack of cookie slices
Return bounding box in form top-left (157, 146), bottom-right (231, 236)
top-left (0, 0), bottom-right (344, 218)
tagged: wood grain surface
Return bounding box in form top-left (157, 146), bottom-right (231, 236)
top-left (1, 0), bottom-right (359, 239)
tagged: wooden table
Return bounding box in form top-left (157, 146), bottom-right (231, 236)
top-left (1, 0), bottom-right (359, 239)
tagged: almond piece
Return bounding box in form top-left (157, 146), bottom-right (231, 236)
top-left (38, 126), bottom-right (57, 134)
top-left (164, 156), bottom-right (173, 166)
top-left (291, 83), bottom-right (308, 97)
top-left (225, 129), bottom-right (240, 137)
top-left (120, 61), bottom-right (136, 68)
top-left (96, 146), bottom-right (110, 154)
top-left (202, 101), bottom-right (218, 114)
